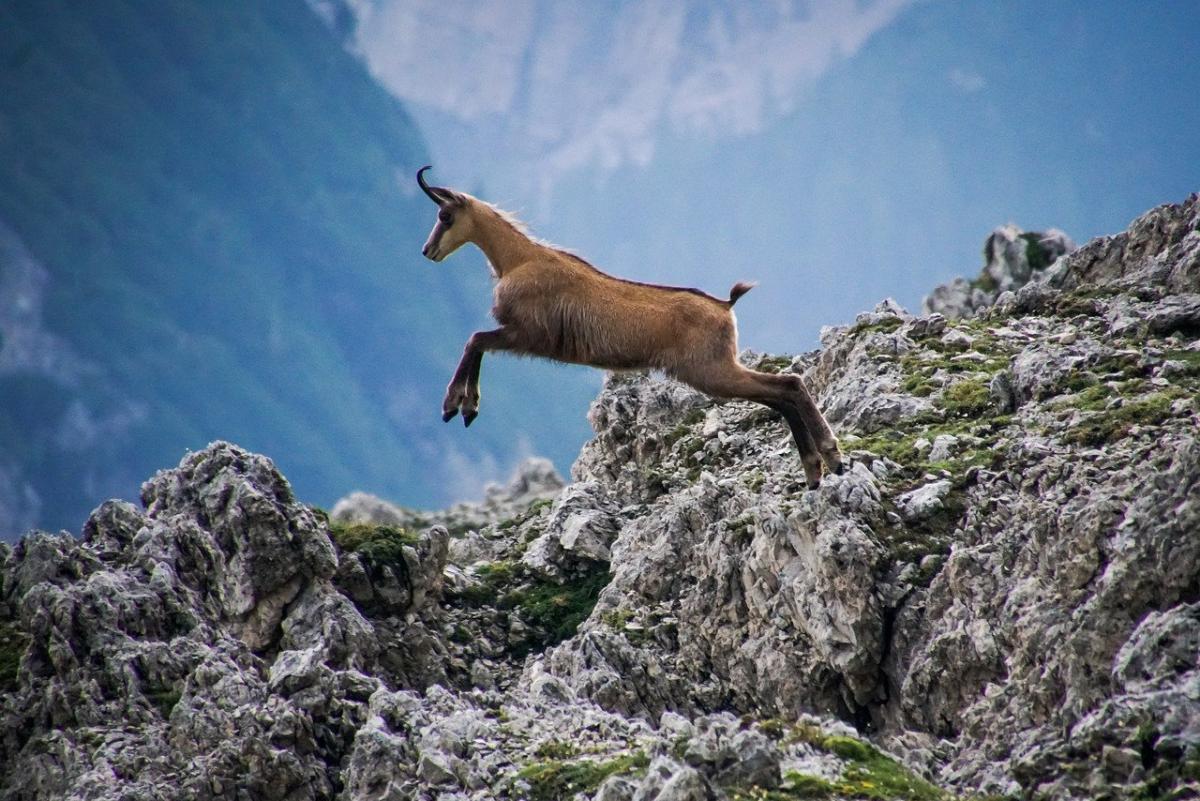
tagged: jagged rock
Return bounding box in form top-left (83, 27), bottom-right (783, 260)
top-left (895, 480), bottom-right (952, 522)
top-left (521, 481), bottom-right (619, 580)
top-left (1043, 192), bottom-right (1199, 293)
top-left (333, 457), bottom-right (565, 537)
top-left (4, 195), bottom-right (1200, 801)
top-left (927, 434), bottom-right (958, 461)
top-left (925, 223), bottom-right (1077, 319)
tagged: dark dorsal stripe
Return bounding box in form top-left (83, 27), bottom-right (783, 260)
top-left (550, 247), bottom-right (727, 305)
top-left (485, 202), bottom-right (729, 305)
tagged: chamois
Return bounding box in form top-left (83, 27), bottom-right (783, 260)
top-left (416, 167), bottom-right (843, 488)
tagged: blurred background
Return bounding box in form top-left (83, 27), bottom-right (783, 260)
top-left (1, 0), bottom-right (1198, 539)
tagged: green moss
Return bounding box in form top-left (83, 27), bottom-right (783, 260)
top-left (453, 560), bottom-right (515, 605)
top-left (758, 356), bottom-right (795, 374)
top-left (145, 685), bottom-right (182, 718)
top-left (534, 741), bottom-right (580, 760)
top-left (837, 758), bottom-right (946, 800)
top-left (743, 471), bottom-right (766, 492)
top-left (515, 567), bottom-right (609, 648)
top-left (1163, 349), bottom-right (1200, 375)
top-left (1019, 232), bottom-right (1051, 272)
top-left (824, 736), bottom-right (875, 762)
top-left (328, 521), bottom-right (418, 564)
top-left (968, 269), bottom-right (999, 294)
top-left (782, 772), bottom-right (838, 798)
top-left (664, 425), bottom-right (690, 446)
top-left (0, 621), bottom-right (29, 692)
top-left (456, 560), bottom-right (610, 654)
top-left (852, 316), bottom-right (904, 336)
top-left (683, 436), bottom-right (707, 460)
top-left (528, 498), bottom-right (555, 514)
top-left (738, 407), bottom-right (782, 431)
top-left (516, 751), bottom-right (649, 800)
top-left (939, 379), bottom-right (991, 418)
top-left (823, 736), bottom-right (945, 800)
top-left (902, 370), bottom-right (938, 397)
top-left (1064, 389), bottom-right (1187, 446)
top-left (735, 730), bottom-right (947, 800)
top-left (601, 608), bottom-right (633, 629)
top-left (498, 497), bottom-right (557, 532)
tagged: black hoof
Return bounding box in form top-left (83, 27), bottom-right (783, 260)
top-left (442, 409), bottom-right (458, 422)
top-left (807, 479), bottom-right (822, 491)
top-left (834, 461), bottom-right (846, 475)
top-left (463, 410), bottom-right (478, 427)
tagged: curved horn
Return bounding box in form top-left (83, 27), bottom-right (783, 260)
top-left (416, 165), bottom-right (444, 205)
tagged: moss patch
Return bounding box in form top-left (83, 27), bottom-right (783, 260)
top-left (1064, 388), bottom-right (1188, 446)
top-left (969, 271), bottom-right (998, 294)
top-left (664, 407), bottom-right (709, 446)
top-left (1019, 231), bottom-right (1051, 273)
top-left (940, 378), bottom-right (991, 418)
top-left (733, 728), bottom-right (947, 800)
top-left (757, 355), bottom-right (796, 374)
top-left (852, 317), bottom-right (905, 336)
top-left (515, 751), bottom-right (648, 800)
top-left (145, 685), bottom-right (182, 718)
top-left (517, 567), bottom-right (610, 648)
top-left (328, 521), bottom-right (419, 564)
top-left (454, 559), bottom-right (610, 654)
top-left (850, 414), bottom-right (1006, 484)
top-left (1163, 349), bottom-right (1200, 375)
top-left (0, 620), bottom-right (29, 692)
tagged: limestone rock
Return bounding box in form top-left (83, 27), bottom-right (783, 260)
top-left (924, 222), bottom-right (1078, 318)
top-left (4, 195), bottom-right (1200, 801)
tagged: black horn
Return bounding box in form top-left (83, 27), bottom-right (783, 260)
top-left (416, 165), bottom-right (445, 205)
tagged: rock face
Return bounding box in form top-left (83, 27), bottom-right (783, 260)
top-left (924, 223), bottom-right (1076, 319)
top-left (2, 194), bottom-right (1199, 800)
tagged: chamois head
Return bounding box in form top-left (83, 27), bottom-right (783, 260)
top-left (418, 166), bottom-right (472, 262)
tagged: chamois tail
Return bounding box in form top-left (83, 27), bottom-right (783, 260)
top-left (727, 281), bottom-right (757, 307)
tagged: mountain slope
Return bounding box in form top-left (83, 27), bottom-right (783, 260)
top-left (0, 195), bottom-right (1196, 799)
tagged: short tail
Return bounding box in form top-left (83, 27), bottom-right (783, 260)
top-left (727, 281), bottom-right (757, 306)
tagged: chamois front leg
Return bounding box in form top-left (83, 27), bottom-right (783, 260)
top-left (443, 328), bottom-right (513, 426)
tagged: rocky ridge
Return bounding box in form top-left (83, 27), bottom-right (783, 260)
top-left (1, 195), bottom-right (1199, 800)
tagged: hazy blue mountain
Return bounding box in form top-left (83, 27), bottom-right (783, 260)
top-left (0, 0), bottom-right (597, 539)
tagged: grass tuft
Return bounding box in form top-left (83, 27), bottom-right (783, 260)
top-left (516, 751), bottom-right (648, 800)
top-left (0, 621), bottom-right (29, 692)
top-left (328, 521), bottom-right (419, 564)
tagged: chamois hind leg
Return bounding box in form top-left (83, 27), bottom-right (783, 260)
top-left (681, 361), bottom-right (826, 488)
top-left (783, 375), bottom-right (843, 474)
top-left (444, 328), bottom-right (512, 426)
top-left (762, 400), bottom-right (825, 490)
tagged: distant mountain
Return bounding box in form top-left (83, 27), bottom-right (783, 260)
top-left (0, 0), bottom-right (597, 538)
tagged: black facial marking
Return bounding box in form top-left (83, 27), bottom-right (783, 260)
top-left (438, 210), bottom-right (454, 224)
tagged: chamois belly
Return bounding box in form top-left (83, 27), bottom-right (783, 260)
top-left (497, 295), bottom-right (662, 370)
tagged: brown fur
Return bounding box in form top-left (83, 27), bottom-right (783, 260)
top-left (421, 183), bottom-right (843, 487)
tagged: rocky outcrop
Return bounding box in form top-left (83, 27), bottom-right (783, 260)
top-left (924, 223), bottom-right (1075, 319)
top-left (331, 456), bottom-right (565, 536)
top-left (2, 194), bottom-right (1198, 800)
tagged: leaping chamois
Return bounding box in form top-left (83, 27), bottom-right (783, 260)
top-left (416, 167), bottom-right (843, 488)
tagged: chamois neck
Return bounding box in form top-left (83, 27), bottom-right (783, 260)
top-left (469, 204), bottom-right (542, 277)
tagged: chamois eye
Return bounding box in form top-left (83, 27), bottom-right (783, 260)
top-left (438, 210), bottom-right (453, 225)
